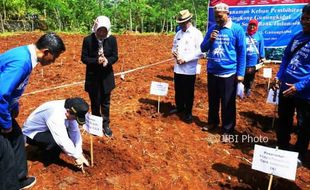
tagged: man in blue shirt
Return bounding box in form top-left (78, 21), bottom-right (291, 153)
top-left (0, 33), bottom-right (65, 190)
top-left (274, 3), bottom-right (310, 164)
top-left (200, 3), bottom-right (246, 141)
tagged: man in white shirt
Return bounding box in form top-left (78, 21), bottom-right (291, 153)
top-left (22, 97), bottom-right (90, 171)
top-left (171, 9), bottom-right (204, 123)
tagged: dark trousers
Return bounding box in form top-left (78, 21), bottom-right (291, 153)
top-left (207, 74), bottom-right (237, 133)
top-left (174, 73), bottom-right (196, 115)
top-left (243, 68), bottom-right (256, 92)
top-left (88, 85), bottom-right (111, 128)
top-left (277, 93), bottom-right (310, 161)
top-left (0, 119), bottom-right (28, 190)
top-left (26, 131), bottom-right (62, 161)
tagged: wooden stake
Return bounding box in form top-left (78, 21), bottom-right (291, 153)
top-left (267, 78), bottom-right (271, 90)
top-left (267, 146), bottom-right (278, 190)
top-left (90, 134), bottom-right (94, 167)
top-left (267, 174), bottom-right (274, 190)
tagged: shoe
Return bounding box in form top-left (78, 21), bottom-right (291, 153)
top-left (183, 114), bottom-right (193, 123)
top-left (19, 176), bottom-right (36, 189)
top-left (202, 124), bottom-right (216, 131)
top-left (103, 126), bottom-right (113, 137)
top-left (169, 108), bottom-right (182, 114)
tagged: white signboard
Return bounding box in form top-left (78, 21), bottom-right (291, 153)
top-left (263, 68), bottom-right (272, 78)
top-left (266, 89), bottom-right (279, 105)
top-left (150, 81), bottom-right (169, 96)
top-left (252, 145), bottom-right (298, 180)
top-left (83, 113), bottom-right (103, 137)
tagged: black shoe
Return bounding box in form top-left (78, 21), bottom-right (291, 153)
top-left (202, 124), bottom-right (217, 131)
top-left (169, 108), bottom-right (182, 114)
top-left (103, 126), bottom-right (113, 137)
top-left (19, 176), bottom-right (36, 189)
top-left (183, 114), bottom-right (193, 123)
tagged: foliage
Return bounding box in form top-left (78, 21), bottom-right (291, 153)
top-left (0, 0), bottom-right (210, 33)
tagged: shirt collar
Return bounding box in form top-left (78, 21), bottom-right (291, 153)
top-left (181, 24), bottom-right (194, 33)
top-left (27, 44), bottom-right (38, 69)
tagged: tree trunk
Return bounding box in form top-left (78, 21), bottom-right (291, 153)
top-left (141, 16), bottom-right (144, 33)
top-left (0, 14), bottom-right (4, 32)
top-left (54, 8), bottom-right (62, 30)
top-left (129, 0), bottom-right (132, 31)
top-left (161, 18), bottom-right (166, 33)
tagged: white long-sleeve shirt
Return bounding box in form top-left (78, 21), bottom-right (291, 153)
top-left (172, 25), bottom-right (204, 75)
top-left (22, 100), bottom-right (83, 159)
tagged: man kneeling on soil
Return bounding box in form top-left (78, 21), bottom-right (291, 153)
top-left (22, 97), bottom-right (90, 171)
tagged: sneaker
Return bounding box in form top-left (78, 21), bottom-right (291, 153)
top-left (103, 126), bottom-right (113, 137)
top-left (202, 124), bottom-right (216, 131)
top-left (19, 176), bottom-right (36, 190)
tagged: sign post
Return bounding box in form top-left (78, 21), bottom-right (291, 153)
top-left (252, 144), bottom-right (299, 186)
top-left (150, 81), bottom-right (169, 113)
top-left (263, 68), bottom-right (272, 90)
top-left (83, 113), bottom-right (103, 166)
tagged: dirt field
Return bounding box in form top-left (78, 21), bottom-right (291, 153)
top-left (1, 32), bottom-right (309, 190)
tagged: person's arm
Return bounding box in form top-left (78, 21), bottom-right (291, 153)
top-left (105, 36), bottom-right (119, 66)
top-left (276, 39), bottom-right (294, 81)
top-left (67, 121), bottom-right (83, 155)
top-left (81, 36), bottom-right (99, 65)
top-left (46, 115), bottom-right (81, 159)
top-left (200, 28), bottom-right (214, 53)
top-left (0, 62), bottom-right (26, 130)
top-left (236, 27), bottom-right (247, 80)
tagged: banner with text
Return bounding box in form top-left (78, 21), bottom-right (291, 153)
top-left (208, 0), bottom-right (308, 60)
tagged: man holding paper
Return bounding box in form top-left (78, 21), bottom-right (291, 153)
top-left (22, 97), bottom-right (90, 171)
top-left (274, 3), bottom-right (310, 164)
top-left (200, 3), bottom-right (246, 140)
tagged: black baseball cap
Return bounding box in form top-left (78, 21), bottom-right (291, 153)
top-left (65, 97), bottom-right (89, 125)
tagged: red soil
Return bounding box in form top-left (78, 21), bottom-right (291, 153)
top-left (1, 32), bottom-right (309, 190)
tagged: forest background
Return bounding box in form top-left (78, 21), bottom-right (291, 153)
top-left (0, 0), bottom-right (210, 33)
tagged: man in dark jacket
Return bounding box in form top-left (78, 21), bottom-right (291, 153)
top-left (81, 16), bottom-right (118, 137)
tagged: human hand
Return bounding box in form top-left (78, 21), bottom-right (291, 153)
top-left (172, 51), bottom-right (179, 59)
top-left (237, 76), bottom-right (244, 82)
top-left (210, 30), bottom-right (219, 41)
top-left (75, 154), bottom-right (90, 172)
top-left (283, 83), bottom-right (297, 97)
top-left (271, 77), bottom-right (280, 90)
top-left (98, 55), bottom-right (108, 66)
top-left (177, 58), bottom-right (185, 65)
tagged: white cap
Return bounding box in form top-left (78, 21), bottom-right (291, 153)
top-left (214, 3), bottom-right (229, 12)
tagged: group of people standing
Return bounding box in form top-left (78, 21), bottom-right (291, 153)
top-left (171, 2), bottom-right (310, 164)
top-left (171, 3), bottom-right (265, 140)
